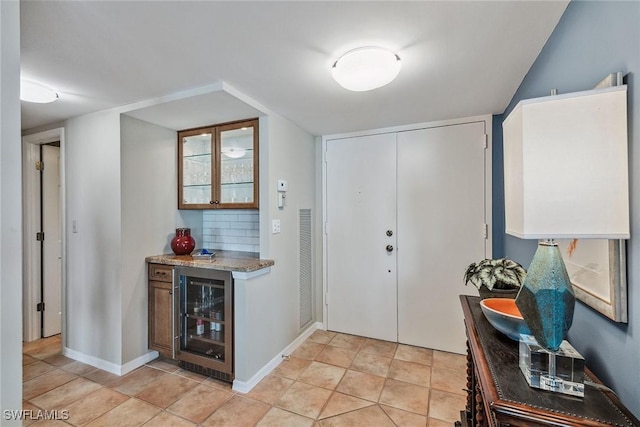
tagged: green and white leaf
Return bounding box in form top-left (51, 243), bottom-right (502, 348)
top-left (463, 257), bottom-right (526, 291)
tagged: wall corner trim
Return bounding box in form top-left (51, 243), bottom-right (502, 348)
top-left (232, 321), bottom-right (322, 393)
top-left (63, 347), bottom-right (159, 376)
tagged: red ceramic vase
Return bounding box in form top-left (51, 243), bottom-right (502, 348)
top-left (171, 228), bottom-right (195, 255)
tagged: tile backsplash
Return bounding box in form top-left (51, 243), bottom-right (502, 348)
top-left (202, 210), bottom-right (260, 253)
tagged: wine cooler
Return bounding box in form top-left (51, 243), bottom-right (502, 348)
top-left (175, 267), bottom-right (233, 381)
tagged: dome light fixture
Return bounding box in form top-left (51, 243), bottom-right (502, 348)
top-left (331, 46), bottom-right (401, 92)
top-left (20, 80), bottom-right (59, 103)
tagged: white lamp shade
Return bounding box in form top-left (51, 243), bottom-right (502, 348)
top-left (503, 85), bottom-right (629, 239)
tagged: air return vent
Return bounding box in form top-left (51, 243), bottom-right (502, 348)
top-left (299, 209), bottom-right (313, 329)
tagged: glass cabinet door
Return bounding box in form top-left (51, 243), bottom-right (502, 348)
top-left (178, 119), bottom-right (258, 210)
top-left (179, 129), bottom-right (214, 208)
top-left (218, 119), bottom-right (258, 208)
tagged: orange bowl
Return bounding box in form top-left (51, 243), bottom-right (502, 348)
top-left (480, 298), bottom-right (531, 341)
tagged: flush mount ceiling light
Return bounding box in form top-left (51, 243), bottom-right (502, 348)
top-left (331, 46), bottom-right (401, 92)
top-left (20, 80), bottom-right (59, 103)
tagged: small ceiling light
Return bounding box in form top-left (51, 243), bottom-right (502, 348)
top-left (331, 47), bottom-right (401, 92)
top-left (20, 80), bottom-right (59, 103)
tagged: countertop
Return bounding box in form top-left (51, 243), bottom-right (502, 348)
top-left (146, 251), bottom-right (274, 273)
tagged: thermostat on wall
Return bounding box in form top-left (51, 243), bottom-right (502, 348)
top-left (277, 179), bottom-right (288, 192)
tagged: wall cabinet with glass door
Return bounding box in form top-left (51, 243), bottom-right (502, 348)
top-left (178, 118), bottom-right (258, 209)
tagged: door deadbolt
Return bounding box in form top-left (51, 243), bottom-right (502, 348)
top-left (386, 245), bottom-right (394, 252)
top-left (386, 230), bottom-right (393, 237)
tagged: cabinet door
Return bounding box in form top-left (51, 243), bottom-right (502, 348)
top-left (178, 119), bottom-right (259, 210)
top-left (216, 119), bottom-right (259, 209)
top-left (178, 128), bottom-right (215, 209)
top-left (149, 280), bottom-right (174, 357)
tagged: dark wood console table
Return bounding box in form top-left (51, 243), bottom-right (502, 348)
top-left (459, 295), bottom-right (639, 427)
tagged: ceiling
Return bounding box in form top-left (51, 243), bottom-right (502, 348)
top-left (20, 1), bottom-right (569, 136)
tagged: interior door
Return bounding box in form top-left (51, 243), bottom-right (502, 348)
top-left (397, 122), bottom-right (487, 354)
top-left (42, 144), bottom-right (62, 337)
top-left (326, 133), bottom-right (398, 342)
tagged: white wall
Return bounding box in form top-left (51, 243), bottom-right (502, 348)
top-left (120, 115), bottom-right (178, 363)
top-left (65, 111), bottom-right (123, 365)
top-left (49, 111), bottom-right (204, 370)
top-left (235, 114), bottom-right (318, 381)
top-left (0, 0), bottom-right (23, 420)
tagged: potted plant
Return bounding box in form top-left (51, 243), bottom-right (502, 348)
top-left (464, 258), bottom-right (526, 299)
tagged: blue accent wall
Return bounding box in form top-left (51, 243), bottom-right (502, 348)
top-left (491, 114), bottom-right (505, 258)
top-left (495, 0), bottom-right (640, 417)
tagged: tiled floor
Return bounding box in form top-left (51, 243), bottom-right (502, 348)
top-left (22, 330), bottom-right (467, 426)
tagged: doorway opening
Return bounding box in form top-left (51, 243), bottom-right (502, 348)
top-left (23, 128), bottom-right (66, 343)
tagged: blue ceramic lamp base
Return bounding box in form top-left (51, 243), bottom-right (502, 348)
top-left (515, 240), bottom-right (575, 352)
top-left (515, 240), bottom-right (581, 395)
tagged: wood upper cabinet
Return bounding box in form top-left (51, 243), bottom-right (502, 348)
top-left (178, 118), bottom-right (259, 209)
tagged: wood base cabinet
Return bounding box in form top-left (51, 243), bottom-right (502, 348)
top-left (148, 263), bottom-right (176, 358)
top-left (459, 295), bottom-right (639, 427)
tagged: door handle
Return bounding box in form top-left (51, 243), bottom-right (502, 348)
top-left (386, 245), bottom-right (394, 252)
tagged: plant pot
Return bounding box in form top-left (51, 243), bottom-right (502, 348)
top-left (478, 286), bottom-right (520, 300)
top-left (171, 228), bottom-right (196, 255)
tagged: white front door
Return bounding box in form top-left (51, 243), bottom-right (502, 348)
top-left (397, 123), bottom-right (487, 353)
top-left (42, 144), bottom-right (62, 337)
top-left (325, 120), bottom-right (490, 352)
top-left (326, 133), bottom-right (398, 342)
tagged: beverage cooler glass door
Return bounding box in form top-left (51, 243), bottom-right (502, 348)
top-left (176, 267), bottom-right (232, 376)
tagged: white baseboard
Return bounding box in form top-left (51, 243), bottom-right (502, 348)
top-left (64, 322), bottom-right (322, 386)
top-left (232, 321), bottom-right (323, 393)
top-left (63, 347), bottom-right (159, 376)
top-left (121, 351), bottom-right (160, 375)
